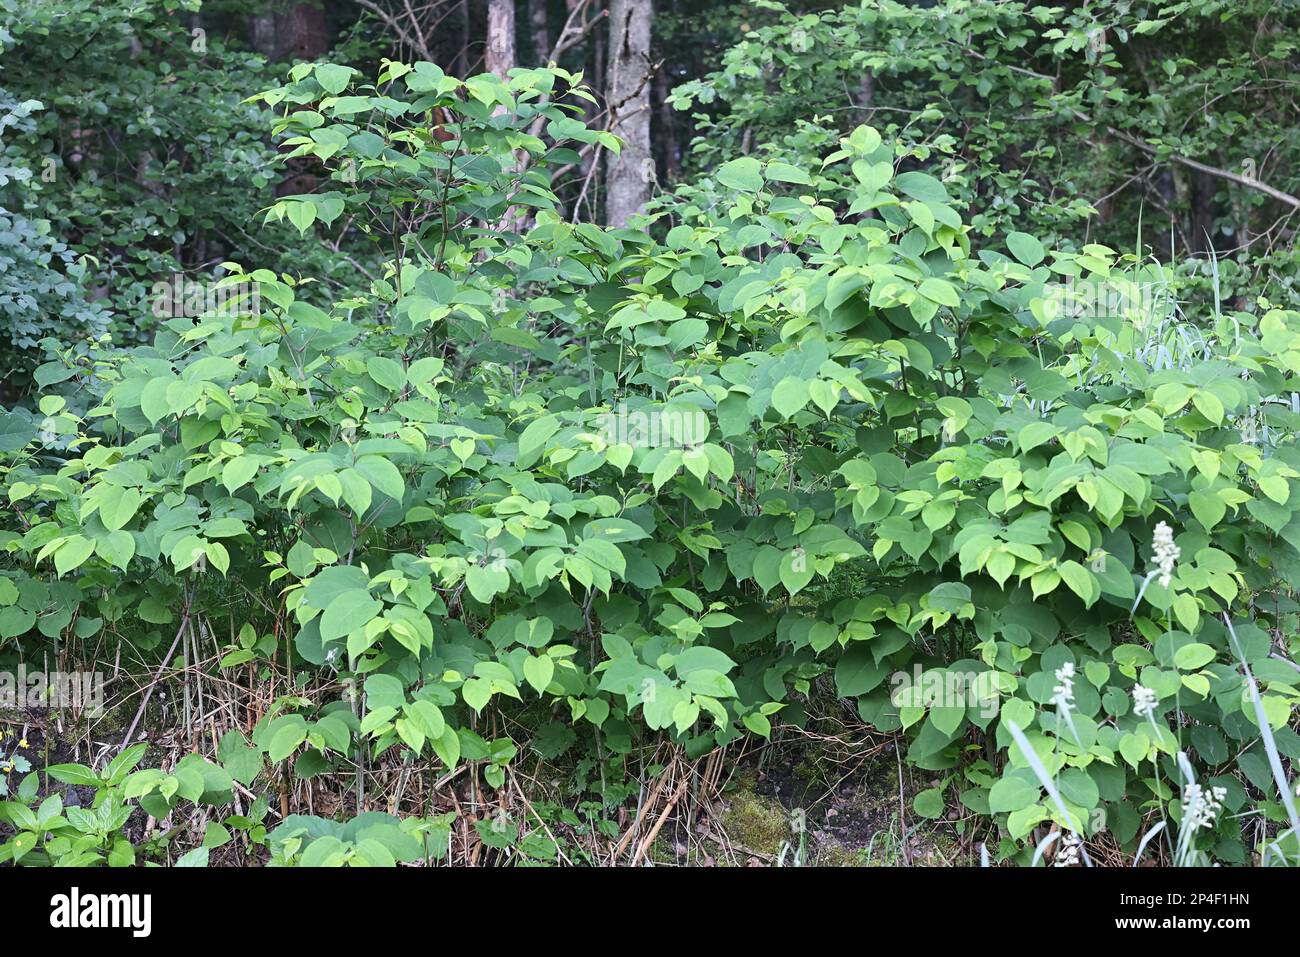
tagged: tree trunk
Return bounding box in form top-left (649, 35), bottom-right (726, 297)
top-left (1192, 169), bottom-right (1218, 253)
top-left (529, 0), bottom-right (550, 63)
top-left (857, 72), bottom-right (874, 118)
top-left (654, 67), bottom-right (678, 183)
top-left (486, 1), bottom-right (528, 232)
top-left (486, 0), bottom-right (517, 79)
top-left (274, 3), bottom-right (331, 61)
top-left (455, 0), bottom-right (471, 77)
top-left (250, 13), bottom-right (277, 58)
top-left (604, 0), bottom-right (653, 227)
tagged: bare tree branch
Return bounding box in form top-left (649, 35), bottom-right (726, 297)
top-left (961, 46), bottom-right (1300, 211)
top-left (1107, 126), bottom-right (1300, 211)
top-left (550, 0), bottom-right (606, 62)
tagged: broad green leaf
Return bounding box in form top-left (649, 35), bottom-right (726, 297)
top-left (53, 536), bottom-right (95, 576)
top-left (320, 589), bottom-right (383, 642)
top-left (1007, 231), bottom-right (1045, 267)
top-left (771, 377), bottom-right (810, 419)
top-left (716, 157), bottom-right (763, 193)
top-left (523, 655), bottom-right (554, 694)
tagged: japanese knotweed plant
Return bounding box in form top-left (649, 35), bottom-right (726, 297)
top-left (1, 60), bottom-right (1299, 865)
top-left (0, 743), bottom-right (232, 866)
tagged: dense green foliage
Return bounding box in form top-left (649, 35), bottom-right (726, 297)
top-left (0, 0), bottom-right (369, 390)
top-left (672, 0), bottom-right (1300, 304)
top-left (2, 0), bottom-right (1299, 869)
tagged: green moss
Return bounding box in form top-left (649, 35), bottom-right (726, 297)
top-left (720, 786), bottom-right (791, 859)
top-left (646, 834), bottom-right (678, 866)
top-left (815, 844), bottom-right (873, 867)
